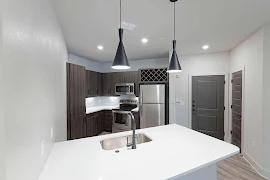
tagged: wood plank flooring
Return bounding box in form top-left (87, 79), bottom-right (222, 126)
top-left (217, 154), bottom-right (266, 180)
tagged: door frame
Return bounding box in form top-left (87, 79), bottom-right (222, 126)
top-left (188, 73), bottom-right (230, 142)
top-left (229, 67), bottom-right (245, 152)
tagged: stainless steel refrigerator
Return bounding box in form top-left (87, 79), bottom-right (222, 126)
top-left (139, 84), bottom-right (166, 128)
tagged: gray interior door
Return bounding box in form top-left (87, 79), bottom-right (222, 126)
top-left (231, 71), bottom-right (242, 150)
top-left (192, 75), bottom-right (225, 140)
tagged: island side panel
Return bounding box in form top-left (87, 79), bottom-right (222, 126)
top-left (171, 164), bottom-right (217, 180)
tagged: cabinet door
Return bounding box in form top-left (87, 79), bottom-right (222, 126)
top-left (91, 71), bottom-right (97, 96)
top-left (104, 111), bottom-right (112, 132)
top-left (104, 117), bottom-right (109, 132)
top-left (67, 63), bottom-right (86, 140)
top-left (87, 70), bottom-right (94, 97)
top-left (85, 71), bottom-right (89, 97)
top-left (69, 115), bottom-right (86, 140)
top-left (114, 72), bottom-right (122, 84)
top-left (106, 111), bottom-right (113, 132)
top-left (98, 111), bottom-right (104, 133)
top-left (102, 73), bottom-right (109, 96)
top-left (97, 73), bottom-right (102, 96)
top-left (86, 114), bottom-right (92, 137)
top-left (110, 73), bottom-right (115, 96)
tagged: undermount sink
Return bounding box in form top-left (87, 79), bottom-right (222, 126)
top-left (100, 133), bottom-right (152, 150)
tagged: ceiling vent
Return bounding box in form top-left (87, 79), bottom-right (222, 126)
top-left (119, 21), bottom-right (137, 31)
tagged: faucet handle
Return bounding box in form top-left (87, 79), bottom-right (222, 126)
top-left (127, 143), bottom-right (133, 147)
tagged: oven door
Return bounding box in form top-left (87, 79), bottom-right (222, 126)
top-left (112, 112), bottom-right (131, 130)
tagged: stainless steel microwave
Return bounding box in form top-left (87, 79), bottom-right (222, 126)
top-left (115, 83), bottom-right (135, 95)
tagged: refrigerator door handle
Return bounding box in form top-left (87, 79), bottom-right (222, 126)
top-left (140, 91), bottom-right (143, 105)
top-left (140, 91), bottom-right (143, 117)
top-left (141, 104), bottom-right (143, 118)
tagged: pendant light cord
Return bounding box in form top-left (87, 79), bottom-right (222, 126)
top-left (174, 2), bottom-right (176, 40)
top-left (120, 0), bottom-right (122, 28)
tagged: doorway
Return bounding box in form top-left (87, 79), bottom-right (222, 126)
top-left (192, 75), bottom-right (225, 140)
top-left (231, 71), bottom-right (242, 151)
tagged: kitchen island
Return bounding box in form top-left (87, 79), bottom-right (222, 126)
top-left (39, 124), bottom-right (239, 180)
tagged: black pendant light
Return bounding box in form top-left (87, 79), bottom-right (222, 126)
top-left (167, 0), bottom-right (182, 73)
top-left (112, 0), bottom-right (130, 70)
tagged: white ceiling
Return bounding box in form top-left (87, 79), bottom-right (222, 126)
top-left (53, 0), bottom-right (270, 62)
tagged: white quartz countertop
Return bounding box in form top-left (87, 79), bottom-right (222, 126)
top-left (86, 106), bottom-right (139, 114)
top-left (39, 124), bottom-right (239, 180)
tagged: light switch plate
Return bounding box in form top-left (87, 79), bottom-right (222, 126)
top-left (51, 127), bottom-right (54, 139)
top-left (176, 97), bottom-right (182, 103)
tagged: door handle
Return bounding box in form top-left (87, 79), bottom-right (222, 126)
top-left (139, 104), bottom-right (143, 118)
top-left (140, 91), bottom-right (143, 105)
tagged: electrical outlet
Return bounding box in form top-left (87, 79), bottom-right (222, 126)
top-left (253, 141), bottom-right (256, 148)
top-left (51, 127), bottom-right (54, 139)
top-left (41, 141), bottom-right (44, 157)
top-left (176, 74), bottom-right (180, 79)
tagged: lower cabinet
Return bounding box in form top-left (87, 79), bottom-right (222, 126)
top-left (104, 110), bottom-right (113, 132)
top-left (69, 114), bottom-right (86, 140)
top-left (86, 110), bottom-right (112, 137)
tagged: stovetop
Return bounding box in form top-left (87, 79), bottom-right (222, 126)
top-left (113, 99), bottom-right (138, 111)
top-left (119, 99), bottom-right (138, 104)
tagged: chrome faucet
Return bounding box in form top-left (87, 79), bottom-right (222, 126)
top-left (112, 109), bottom-right (137, 149)
top-left (126, 112), bottom-right (136, 149)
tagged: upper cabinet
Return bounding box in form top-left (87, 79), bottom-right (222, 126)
top-left (86, 70), bottom-right (102, 97)
top-left (85, 70), bottom-right (139, 97)
top-left (102, 73), bottom-right (115, 96)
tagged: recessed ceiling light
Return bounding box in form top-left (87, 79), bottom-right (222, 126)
top-left (141, 38), bottom-right (148, 43)
top-left (97, 45), bottom-right (104, 50)
top-left (202, 45), bottom-right (209, 50)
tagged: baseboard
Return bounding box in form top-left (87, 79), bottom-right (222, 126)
top-left (242, 151), bottom-right (270, 179)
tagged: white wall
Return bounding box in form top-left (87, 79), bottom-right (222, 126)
top-left (68, 53), bottom-right (168, 73)
top-left (0, 0), bottom-right (6, 178)
top-left (101, 58), bottom-right (168, 73)
top-left (230, 29), bottom-right (264, 168)
top-left (169, 52), bottom-right (231, 141)
top-left (69, 53), bottom-right (101, 72)
top-left (1, 0), bottom-right (68, 179)
top-left (262, 25), bottom-right (270, 176)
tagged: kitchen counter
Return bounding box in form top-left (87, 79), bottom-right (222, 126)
top-left (86, 106), bottom-right (139, 114)
top-left (39, 124), bottom-right (239, 180)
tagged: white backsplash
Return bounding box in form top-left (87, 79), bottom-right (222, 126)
top-left (86, 95), bottom-right (138, 109)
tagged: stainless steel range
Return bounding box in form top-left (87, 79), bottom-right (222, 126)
top-left (112, 99), bottom-right (138, 133)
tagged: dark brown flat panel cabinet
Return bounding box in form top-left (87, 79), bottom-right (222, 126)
top-left (104, 110), bottom-right (113, 132)
top-left (86, 111), bottom-right (105, 137)
top-left (86, 70), bottom-right (138, 97)
top-left (86, 70), bottom-right (102, 97)
top-left (102, 73), bottom-right (115, 96)
top-left (67, 63), bottom-right (86, 140)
